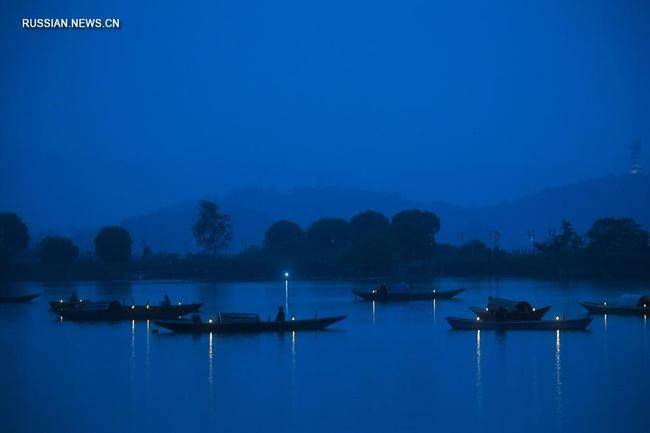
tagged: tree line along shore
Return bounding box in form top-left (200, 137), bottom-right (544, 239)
top-left (1, 200), bottom-right (649, 281)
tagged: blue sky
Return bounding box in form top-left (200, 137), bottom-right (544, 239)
top-left (1, 0), bottom-right (649, 231)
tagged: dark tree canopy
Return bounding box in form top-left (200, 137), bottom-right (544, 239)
top-left (391, 209), bottom-right (440, 261)
top-left (264, 220), bottom-right (306, 256)
top-left (38, 236), bottom-right (79, 264)
top-left (459, 239), bottom-right (491, 258)
top-left (306, 218), bottom-right (351, 252)
top-left (0, 212), bottom-right (30, 263)
top-left (586, 217), bottom-right (649, 253)
top-left (94, 226), bottom-right (133, 263)
top-left (192, 200), bottom-right (233, 257)
top-left (535, 219), bottom-right (583, 254)
top-left (350, 210), bottom-right (389, 242)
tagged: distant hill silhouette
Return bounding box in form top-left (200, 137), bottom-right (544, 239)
top-left (72, 174), bottom-right (649, 254)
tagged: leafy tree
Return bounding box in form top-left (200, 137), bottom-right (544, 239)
top-left (390, 209), bottom-right (440, 261)
top-left (459, 239), bottom-right (491, 258)
top-left (535, 219), bottom-right (583, 254)
top-left (0, 212), bottom-right (30, 263)
top-left (345, 210), bottom-right (392, 275)
top-left (264, 220), bottom-right (306, 256)
top-left (350, 210), bottom-right (389, 242)
top-left (94, 226), bottom-right (132, 263)
top-left (306, 218), bottom-right (351, 253)
top-left (38, 236), bottom-right (79, 264)
top-left (192, 200), bottom-right (233, 257)
top-left (586, 217), bottom-right (649, 253)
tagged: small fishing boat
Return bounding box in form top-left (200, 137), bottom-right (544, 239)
top-left (155, 312), bottom-right (347, 334)
top-left (53, 300), bottom-right (203, 321)
top-left (578, 294), bottom-right (650, 316)
top-left (470, 296), bottom-right (551, 321)
top-left (0, 293), bottom-right (41, 304)
top-left (446, 316), bottom-right (592, 331)
top-left (354, 283), bottom-right (464, 302)
top-left (49, 298), bottom-right (93, 310)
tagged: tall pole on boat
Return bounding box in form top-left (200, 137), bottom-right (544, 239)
top-left (284, 272), bottom-right (289, 314)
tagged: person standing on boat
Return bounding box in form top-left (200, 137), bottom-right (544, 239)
top-left (161, 294), bottom-right (171, 306)
top-left (275, 306), bottom-right (286, 322)
top-left (69, 291), bottom-right (79, 304)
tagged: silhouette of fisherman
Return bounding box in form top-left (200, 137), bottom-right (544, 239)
top-left (275, 306), bottom-right (286, 322)
top-left (161, 294), bottom-right (171, 306)
top-left (69, 291), bottom-right (79, 304)
top-left (378, 284), bottom-right (388, 296)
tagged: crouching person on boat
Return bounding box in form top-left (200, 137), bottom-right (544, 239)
top-left (161, 294), bottom-right (171, 307)
top-left (275, 306), bottom-right (286, 322)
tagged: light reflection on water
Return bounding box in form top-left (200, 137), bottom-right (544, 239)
top-left (1, 279), bottom-right (650, 433)
top-left (475, 330), bottom-right (482, 409)
top-left (555, 330), bottom-right (563, 432)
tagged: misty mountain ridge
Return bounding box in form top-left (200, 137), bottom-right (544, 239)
top-left (69, 174), bottom-right (649, 254)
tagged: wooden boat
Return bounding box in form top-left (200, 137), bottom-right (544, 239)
top-left (470, 296), bottom-right (551, 321)
top-left (578, 294), bottom-right (650, 316)
top-left (354, 283), bottom-right (464, 302)
top-left (446, 316), bottom-right (592, 331)
top-left (0, 293), bottom-right (41, 304)
top-left (49, 298), bottom-right (93, 310)
top-left (53, 300), bottom-right (203, 321)
top-left (155, 312), bottom-right (347, 334)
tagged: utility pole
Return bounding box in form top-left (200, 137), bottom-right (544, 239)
top-left (489, 230), bottom-right (501, 251)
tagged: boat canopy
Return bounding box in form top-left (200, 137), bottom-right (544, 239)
top-left (486, 297), bottom-right (534, 313)
top-left (617, 294), bottom-right (650, 307)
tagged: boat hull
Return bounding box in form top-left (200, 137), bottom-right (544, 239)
top-left (578, 302), bottom-right (649, 316)
top-left (353, 288), bottom-right (464, 302)
top-left (155, 315), bottom-right (348, 334)
top-left (54, 303), bottom-right (203, 321)
top-left (470, 305), bottom-right (551, 321)
top-left (0, 293), bottom-right (41, 304)
top-left (446, 316), bottom-right (592, 330)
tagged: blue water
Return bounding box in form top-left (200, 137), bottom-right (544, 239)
top-left (1, 278), bottom-right (649, 433)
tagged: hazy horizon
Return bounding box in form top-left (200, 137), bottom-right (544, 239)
top-left (2, 0), bottom-right (650, 234)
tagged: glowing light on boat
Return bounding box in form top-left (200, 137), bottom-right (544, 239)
top-left (146, 305), bottom-right (149, 309)
top-left (131, 305), bottom-right (135, 310)
top-left (485, 307), bottom-right (488, 311)
top-left (532, 307), bottom-right (536, 311)
top-left (208, 319), bottom-right (213, 324)
top-left (476, 317), bottom-right (480, 321)
top-left (555, 316), bottom-right (560, 321)
top-left (291, 316), bottom-right (296, 321)
top-left (603, 301), bottom-right (607, 306)
top-left (178, 302), bottom-right (181, 305)
top-left (59, 299), bottom-right (63, 303)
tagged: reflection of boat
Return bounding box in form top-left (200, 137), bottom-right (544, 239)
top-left (446, 316), bottom-right (592, 331)
top-left (578, 294), bottom-right (650, 316)
top-left (53, 300), bottom-right (203, 321)
top-left (470, 297), bottom-right (551, 321)
top-left (156, 312), bottom-right (347, 334)
top-left (0, 293), bottom-right (41, 304)
top-left (354, 283), bottom-right (464, 302)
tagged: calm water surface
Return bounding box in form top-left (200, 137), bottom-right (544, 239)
top-left (1, 278), bottom-right (649, 433)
